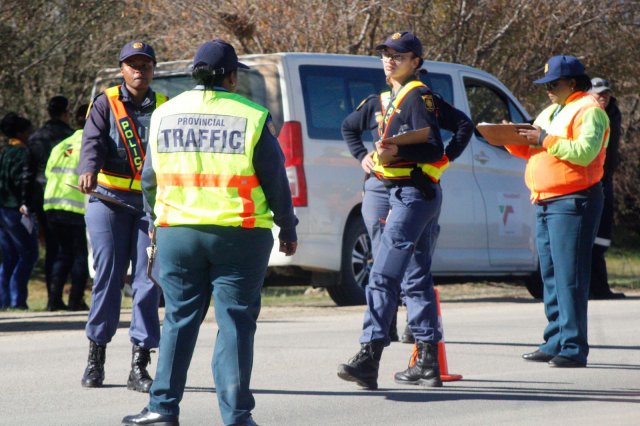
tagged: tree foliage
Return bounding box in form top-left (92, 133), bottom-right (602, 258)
top-left (1, 0), bottom-right (639, 231)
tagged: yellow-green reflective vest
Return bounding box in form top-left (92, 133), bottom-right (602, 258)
top-left (370, 81), bottom-right (450, 183)
top-left (43, 129), bottom-right (85, 215)
top-left (148, 89), bottom-right (273, 229)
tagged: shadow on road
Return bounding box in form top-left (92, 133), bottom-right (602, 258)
top-left (446, 340), bottom-right (640, 351)
top-left (182, 384), bottom-right (640, 404)
top-left (0, 318), bottom-right (130, 333)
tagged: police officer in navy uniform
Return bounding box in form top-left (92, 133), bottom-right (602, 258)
top-left (78, 41), bottom-right (166, 392)
top-left (342, 48), bottom-right (473, 344)
top-left (122, 39), bottom-right (297, 426)
top-left (337, 31), bottom-right (450, 389)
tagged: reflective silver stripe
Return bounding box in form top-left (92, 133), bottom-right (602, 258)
top-left (43, 198), bottom-right (85, 209)
top-left (50, 167), bottom-right (78, 174)
top-left (594, 237), bottom-right (611, 247)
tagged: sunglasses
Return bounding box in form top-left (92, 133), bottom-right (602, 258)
top-left (379, 52), bottom-right (413, 63)
top-left (544, 80), bottom-right (562, 91)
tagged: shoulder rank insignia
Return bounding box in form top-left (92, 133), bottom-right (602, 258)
top-left (356, 95), bottom-right (376, 111)
top-left (267, 120), bottom-right (277, 137)
top-left (423, 94), bottom-right (435, 112)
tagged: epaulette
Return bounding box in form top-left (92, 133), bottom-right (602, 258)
top-left (86, 92), bottom-right (105, 119)
top-left (356, 95), bottom-right (377, 111)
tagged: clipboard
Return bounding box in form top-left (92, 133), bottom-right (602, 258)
top-left (476, 123), bottom-right (537, 146)
top-left (380, 127), bottom-right (431, 146)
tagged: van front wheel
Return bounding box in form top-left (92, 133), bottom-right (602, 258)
top-left (326, 217), bottom-right (371, 306)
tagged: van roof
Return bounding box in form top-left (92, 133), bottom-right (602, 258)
top-left (92, 52), bottom-right (498, 83)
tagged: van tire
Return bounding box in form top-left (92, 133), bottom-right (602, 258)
top-left (326, 217), bottom-right (371, 306)
top-left (524, 269), bottom-right (544, 300)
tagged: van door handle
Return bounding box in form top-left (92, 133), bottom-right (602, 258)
top-left (474, 153), bottom-right (489, 164)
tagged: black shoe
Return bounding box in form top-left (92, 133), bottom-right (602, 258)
top-left (549, 355), bottom-right (586, 368)
top-left (81, 340), bottom-right (106, 387)
top-left (522, 350), bottom-right (554, 362)
top-left (122, 408), bottom-right (179, 425)
top-left (590, 291), bottom-right (626, 300)
top-left (128, 345), bottom-right (154, 393)
top-left (337, 341), bottom-right (384, 390)
top-left (68, 300), bottom-right (90, 311)
top-left (46, 300), bottom-right (68, 311)
top-left (394, 341), bottom-right (443, 387)
top-left (400, 324), bottom-right (415, 344)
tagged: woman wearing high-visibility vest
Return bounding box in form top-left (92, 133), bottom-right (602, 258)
top-left (78, 41), bottom-right (166, 392)
top-left (342, 34), bottom-right (473, 345)
top-left (338, 31), bottom-right (448, 389)
top-left (42, 104), bottom-right (90, 311)
top-left (122, 39), bottom-right (297, 426)
top-left (511, 55), bottom-right (608, 368)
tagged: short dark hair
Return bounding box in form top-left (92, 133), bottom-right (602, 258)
top-left (1, 112), bottom-right (32, 138)
top-left (75, 104), bottom-right (89, 128)
top-left (192, 64), bottom-right (232, 89)
top-left (47, 96), bottom-right (69, 118)
top-left (573, 75), bottom-right (592, 92)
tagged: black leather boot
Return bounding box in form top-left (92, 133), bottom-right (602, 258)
top-left (337, 341), bottom-right (384, 390)
top-left (394, 341), bottom-right (442, 387)
top-left (128, 345), bottom-right (153, 393)
top-left (81, 340), bottom-right (106, 388)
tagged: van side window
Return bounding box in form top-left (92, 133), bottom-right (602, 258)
top-left (421, 73), bottom-right (454, 105)
top-left (300, 65), bottom-right (386, 140)
top-left (464, 78), bottom-right (528, 145)
top-left (465, 81), bottom-right (510, 125)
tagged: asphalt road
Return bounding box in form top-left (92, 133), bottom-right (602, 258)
top-left (1, 295), bottom-right (639, 426)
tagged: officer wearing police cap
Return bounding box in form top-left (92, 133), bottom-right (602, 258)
top-left (514, 55), bottom-right (609, 367)
top-left (122, 39), bottom-right (297, 426)
top-left (78, 40), bottom-right (167, 392)
top-left (338, 31), bottom-right (453, 389)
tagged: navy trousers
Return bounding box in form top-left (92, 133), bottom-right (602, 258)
top-left (84, 198), bottom-right (160, 348)
top-left (360, 184), bottom-right (442, 345)
top-left (148, 225), bottom-right (273, 426)
top-left (536, 185), bottom-right (603, 364)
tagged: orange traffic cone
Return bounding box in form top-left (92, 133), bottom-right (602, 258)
top-left (435, 287), bottom-right (462, 381)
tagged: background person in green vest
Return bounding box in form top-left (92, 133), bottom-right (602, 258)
top-left (43, 104), bottom-right (90, 311)
top-left (122, 39), bottom-right (298, 426)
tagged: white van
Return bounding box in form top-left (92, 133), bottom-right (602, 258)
top-left (91, 53), bottom-right (542, 305)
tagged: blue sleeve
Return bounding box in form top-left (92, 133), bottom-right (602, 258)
top-left (396, 91), bottom-right (444, 163)
top-left (435, 97), bottom-right (473, 162)
top-left (141, 152), bottom-right (156, 230)
top-left (341, 96), bottom-right (377, 161)
top-left (79, 94), bottom-right (109, 175)
top-left (253, 117), bottom-right (298, 242)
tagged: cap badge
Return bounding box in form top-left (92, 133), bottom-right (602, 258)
top-left (544, 63), bottom-right (549, 73)
top-left (133, 42), bottom-right (144, 49)
top-left (391, 32), bottom-right (402, 40)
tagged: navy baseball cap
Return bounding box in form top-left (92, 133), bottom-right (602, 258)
top-left (376, 31), bottom-right (423, 58)
top-left (193, 39), bottom-right (249, 74)
top-left (591, 77), bottom-right (612, 94)
top-left (119, 41), bottom-right (156, 63)
top-left (533, 55), bottom-right (586, 84)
